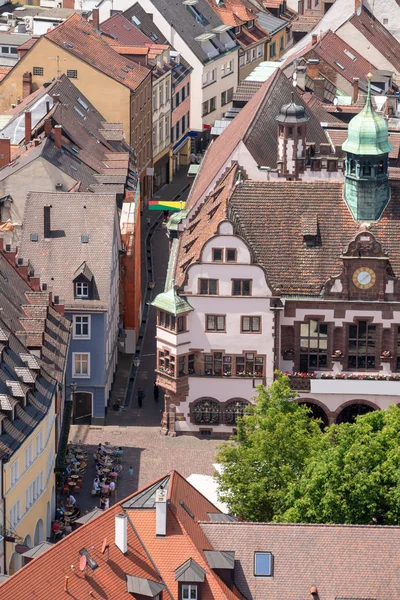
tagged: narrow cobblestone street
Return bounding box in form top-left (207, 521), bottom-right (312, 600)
top-left (67, 171), bottom-right (221, 514)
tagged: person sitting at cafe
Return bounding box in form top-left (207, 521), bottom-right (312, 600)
top-left (55, 505), bottom-right (64, 520)
top-left (93, 477), bottom-right (101, 495)
top-left (52, 521), bottom-right (63, 541)
top-left (109, 480), bottom-right (116, 493)
top-left (114, 447), bottom-right (123, 458)
top-left (102, 480), bottom-right (110, 496)
top-left (109, 469), bottom-right (118, 480)
top-left (67, 494), bottom-right (77, 507)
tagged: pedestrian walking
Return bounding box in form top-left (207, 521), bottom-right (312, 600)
top-left (147, 216), bottom-right (151, 227)
top-left (128, 466), bottom-right (134, 477)
top-left (137, 388), bottom-right (145, 408)
top-left (153, 383), bottom-right (159, 402)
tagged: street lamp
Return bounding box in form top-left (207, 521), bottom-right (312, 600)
top-left (133, 357), bottom-right (140, 368)
top-left (69, 381), bottom-right (77, 399)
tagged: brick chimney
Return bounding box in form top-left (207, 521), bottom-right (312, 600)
top-left (311, 33), bottom-right (318, 45)
top-left (313, 78), bottom-right (325, 101)
top-left (44, 204), bottom-right (51, 238)
top-left (352, 77), bottom-right (359, 103)
top-left (355, 0), bottom-right (362, 12)
top-left (25, 111), bottom-right (32, 144)
top-left (0, 138), bottom-right (11, 168)
top-left (44, 118), bottom-right (52, 136)
top-left (92, 8), bottom-right (99, 30)
top-left (22, 72), bottom-right (32, 99)
top-left (54, 125), bottom-right (62, 149)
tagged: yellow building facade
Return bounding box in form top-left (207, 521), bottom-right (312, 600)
top-left (3, 400), bottom-right (56, 575)
top-left (0, 37), bottom-right (131, 137)
top-left (266, 27), bottom-right (287, 61)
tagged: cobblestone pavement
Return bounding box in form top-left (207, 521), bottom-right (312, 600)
top-left (68, 424), bottom-right (221, 513)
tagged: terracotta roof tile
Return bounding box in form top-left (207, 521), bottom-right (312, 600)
top-left (45, 14), bottom-right (150, 92)
top-left (0, 471), bottom-right (237, 600)
top-left (349, 7), bottom-right (400, 74)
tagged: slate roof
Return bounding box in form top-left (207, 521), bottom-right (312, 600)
top-left (186, 67), bottom-right (328, 211)
top-left (0, 470), bottom-right (238, 600)
top-left (45, 13), bottom-right (150, 92)
top-left (232, 79), bottom-right (262, 103)
top-left (123, 2), bottom-right (168, 44)
top-left (201, 521), bottom-right (400, 600)
top-left (122, 0), bottom-right (237, 63)
top-left (256, 10), bottom-right (287, 34)
top-left (19, 192), bottom-right (118, 310)
top-left (228, 179), bottom-right (400, 295)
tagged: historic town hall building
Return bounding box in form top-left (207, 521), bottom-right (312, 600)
top-left (153, 70), bottom-right (400, 436)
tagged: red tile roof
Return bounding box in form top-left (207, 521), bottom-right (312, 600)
top-left (349, 7), bottom-right (400, 74)
top-left (45, 13), bottom-right (150, 92)
top-left (0, 471), bottom-right (238, 600)
top-left (100, 12), bottom-right (152, 46)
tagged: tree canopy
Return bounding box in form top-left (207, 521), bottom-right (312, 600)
top-left (216, 373), bottom-right (322, 521)
top-left (216, 373), bottom-right (400, 525)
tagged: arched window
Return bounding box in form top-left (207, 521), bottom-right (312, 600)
top-left (193, 399), bottom-right (220, 425)
top-left (224, 399), bottom-right (249, 425)
top-left (350, 159), bottom-right (356, 174)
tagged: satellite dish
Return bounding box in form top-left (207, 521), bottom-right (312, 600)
top-left (101, 538), bottom-right (108, 554)
top-left (79, 555), bottom-right (87, 572)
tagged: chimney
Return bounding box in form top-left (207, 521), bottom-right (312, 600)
top-left (52, 94), bottom-right (60, 105)
top-left (313, 77), bottom-right (325, 101)
top-left (352, 77), bottom-right (359, 103)
top-left (155, 489), bottom-right (167, 537)
top-left (355, 0), bottom-right (362, 12)
top-left (24, 111), bottom-right (32, 144)
top-left (54, 124), bottom-right (62, 149)
top-left (92, 8), bottom-right (99, 30)
top-left (115, 514), bottom-right (128, 554)
top-left (33, 138), bottom-right (40, 147)
top-left (296, 65), bottom-right (306, 91)
top-left (0, 138), bottom-right (11, 168)
top-left (311, 33), bottom-right (318, 45)
top-left (44, 204), bottom-right (51, 239)
top-left (44, 118), bottom-right (52, 136)
top-left (22, 72), bottom-right (32, 99)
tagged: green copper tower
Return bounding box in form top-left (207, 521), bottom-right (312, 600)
top-left (342, 75), bottom-right (392, 221)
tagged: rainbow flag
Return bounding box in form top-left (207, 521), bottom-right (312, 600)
top-left (149, 200), bottom-right (186, 211)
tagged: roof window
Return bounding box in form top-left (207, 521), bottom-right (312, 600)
top-left (179, 500), bottom-right (195, 519)
top-left (74, 106), bottom-right (85, 118)
top-left (334, 61), bottom-right (345, 70)
top-left (30, 233), bottom-right (38, 242)
top-left (64, 42), bottom-right (74, 48)
top-left (344, 49), bottom-right (356, 61)
top-left (131, 15), bottom-right (141, 26)
top-left (81, 235), bottom-right (89, 244)
top-left (77, 97), bottom-right (89, 111)
top-left (254, 552), bottom-right (273, 577)
top-left (123, 23), bottom-right (131, 30)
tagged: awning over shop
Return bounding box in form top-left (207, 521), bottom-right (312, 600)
top-left (149, 200), bottom-right (186, 211)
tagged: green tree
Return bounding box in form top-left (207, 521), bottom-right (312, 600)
top-left (279, 405), bottom-right (400, 525)
top-left (216, 373), bottom-right (322, 521)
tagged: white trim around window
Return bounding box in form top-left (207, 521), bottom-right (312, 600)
top-left (72, 352), bottom-right (90, 378)
top-left (73, 315), bottom-right (91, 339)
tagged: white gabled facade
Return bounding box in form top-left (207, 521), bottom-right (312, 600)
top-left (154, 220), bottom-right (274, 437)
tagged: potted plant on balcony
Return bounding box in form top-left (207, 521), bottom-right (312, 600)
top-left (380, 350), bottom-right (392, 362)
top-left (332, 349), bottom-right (343, 361)
top-left (223, 370), bottom-right (231, 377)
top-left (321, 373), bottom-right (334, 379)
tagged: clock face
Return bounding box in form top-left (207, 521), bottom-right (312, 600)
top-left (352, 267), bottom-right (376, 290)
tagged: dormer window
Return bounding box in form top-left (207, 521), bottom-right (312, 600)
top-left (182, 584), bottom-right (197, 599)
top-left (76, 282), bottom-right (89, 298)
top-left (247, 19), bottom-right (254, 29)
top-left (234, 25), bottom-right (241, 35)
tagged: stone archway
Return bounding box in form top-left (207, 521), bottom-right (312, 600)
top-left (335, 400), bottom-right (379, 424)
top-left (23, 534), bottom-right (32, 566)
top-left (8, 552), bottom-right (20, 575)
top-left (298, 400), bottom-right (330, 429)
top-left (34, 518), bottom-right (44, 545)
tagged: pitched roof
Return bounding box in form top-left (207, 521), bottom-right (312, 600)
top-left (186, 67), bottom-right (328, 211)
top-left (201, 521), bottom-right (400, 600)
top-left (45, 13), bottom-right (150, 92)
top-left (0, 471), bottom-right (238, 600)
top-left (100, 12), bottom-right (153, 46)
top-left (348, 7), bottom-right (400, 74)
top-left (291, 29), bottom-right (376, 85)
top-left (18, 192), bottom-right (119, 310)
top-left (123, 0), bottom-right (237, 63)
top-left (228, 179), bottom-right (400, 295)
top-left (123, 2), bottom-right (168, 45)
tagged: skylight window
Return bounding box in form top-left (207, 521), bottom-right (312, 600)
top-left (150, 32), bottom-right (158, 41)
top-left (254, 552), bottom-right (273, 577)
top-left (334, 61), bottom-right (345, 70)
top-left (74, 106), bottom-right (85, 118)
top-left (64, 42), bottom-right (74, 48)
top-left (71, 146), bottom-right (79, 154)
top-left (344, 49), bottom-right (356, 61)
top-left (118, 74), bottom-right (125, 79)
top-left (121, 68), bottom-right (129, 73)
top-left (77, 98), bottom-right (89, 111)
top-left (131, 15), bottom-right (141, 26)
top-left (123, 23), bottom-right (131, 30)
top-left (30, 233), bottom-right (38, 242)
top-left (81, 235), bottom-right (89, 243)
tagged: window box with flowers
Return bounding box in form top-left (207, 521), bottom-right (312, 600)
top-left (380, 350), bottom-right (392, 362)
